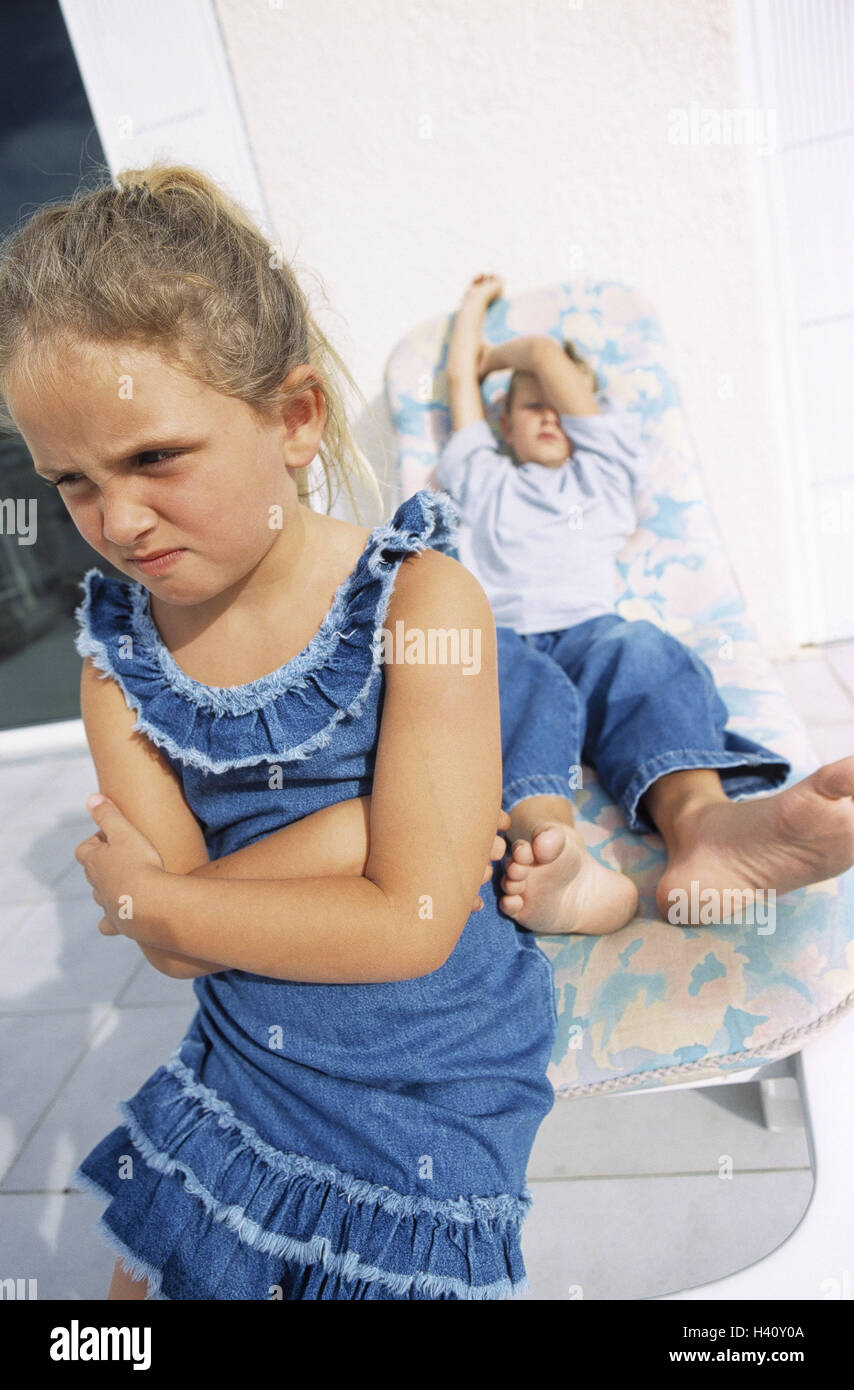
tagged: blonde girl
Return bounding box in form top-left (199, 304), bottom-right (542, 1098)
top-left (0, 165), bottom-right (558, 1300)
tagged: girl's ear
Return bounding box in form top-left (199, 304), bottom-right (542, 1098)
top-left (276, 364), bottom-right (327, 468)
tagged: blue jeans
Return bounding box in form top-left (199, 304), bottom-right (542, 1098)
top-left (497, 616), bottom-right (792, 835)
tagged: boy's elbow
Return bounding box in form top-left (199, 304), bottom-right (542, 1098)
top-left (532, 335), bottom-right (562, 368)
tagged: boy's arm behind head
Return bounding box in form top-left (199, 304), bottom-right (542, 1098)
top-left (446, 291), bottom-right (491, 432)
top-left (534, 338), bottom-right (602, 418)
top-left (447, 371), bottom-right (487, 433)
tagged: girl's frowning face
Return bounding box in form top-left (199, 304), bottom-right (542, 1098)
top-left (5, 339), bottom-right (325, 604)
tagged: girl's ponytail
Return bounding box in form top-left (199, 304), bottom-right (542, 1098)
top-left (0, 159), bottom-right (384, 518)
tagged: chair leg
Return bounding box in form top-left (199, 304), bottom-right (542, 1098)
top-left (758, 1075), bottom-right (806, 1132)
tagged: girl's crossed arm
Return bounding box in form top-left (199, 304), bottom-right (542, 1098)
top-left (78, 655), bottom-right (504, 979)
top-left (77, 550), bottom-right (502, 984)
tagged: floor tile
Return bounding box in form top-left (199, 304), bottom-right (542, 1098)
top-left (0, 1193), bottom-right (114, 1300)
top-left (824, 643), bottom-right (854, 701)
top-left (0, 1008), bottom-right (112, 1186)
top-left (2, 1002), bottom-right (197, 1193)
top-left (0, 758), bottom-right (56, 818)
top-left (0, 752), bottom-right (96, 829)
top-left (0, 819), bottom-right (94, 905)
top-left (118, 958), bottom-right (200, 1006)
top-left (806, 722), bottom-right (854, 764)
top-left (0, 900), bottom-right (36, 948)
top-left (0, 895), bottom-right (142, 1013)
top-left (773, 658), bottom-right (853, 725)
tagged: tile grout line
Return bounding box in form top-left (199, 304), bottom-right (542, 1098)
top-left (817, 649), bottom-right (854, 706)
top-left (0, 891), bottom-right (100, 955)
top-left (0, 1003), bottom-right (119, 1190)
top-left (0, 997), bottom-right (196, 1019)
top-left (527, 1165), bottom-right (812, 1182)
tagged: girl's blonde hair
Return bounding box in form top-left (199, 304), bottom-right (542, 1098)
top-left (0, 160), bottom-right (383, 517)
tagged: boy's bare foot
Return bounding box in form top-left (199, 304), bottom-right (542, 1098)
top-left (655, 756), bottom-right (854, 925)
top-left (499, 821), bottom-right (639, 935)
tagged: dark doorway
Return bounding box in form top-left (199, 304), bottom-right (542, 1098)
top-left (0, 0), bottom-right (119, 733)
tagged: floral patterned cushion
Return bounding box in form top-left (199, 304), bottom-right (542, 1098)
top-left (384, 278), bottom-right (854, 1096)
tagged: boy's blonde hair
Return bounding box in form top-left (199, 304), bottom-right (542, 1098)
top-left (0, 160), bottom-right (383, 518)
top-left (504, 339), bottom-right (601, 414)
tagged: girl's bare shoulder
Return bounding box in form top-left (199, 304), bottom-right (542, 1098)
top-left (387, 545), bottom-right (493, 630)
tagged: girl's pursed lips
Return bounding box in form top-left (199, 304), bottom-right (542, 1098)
top-left (127, 548), bottom-right (186, 574)
top-left (126, 547), bottom-right (183, 560)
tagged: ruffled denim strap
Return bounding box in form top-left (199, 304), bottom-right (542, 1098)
top-left (73, 489), bottom-right (461, 775)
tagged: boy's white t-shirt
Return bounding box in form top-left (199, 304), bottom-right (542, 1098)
top-left (435, 399), bottom-right (647, 636)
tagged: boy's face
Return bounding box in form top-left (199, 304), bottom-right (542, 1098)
top-left (500, 373), bottom-right (571, 469)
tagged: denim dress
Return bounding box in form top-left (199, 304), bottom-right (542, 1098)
top-left (71, 489), bottom-right (558, 1301)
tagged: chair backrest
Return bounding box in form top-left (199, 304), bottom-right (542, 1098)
top-left (384, 278), bottom-right (854, 1098)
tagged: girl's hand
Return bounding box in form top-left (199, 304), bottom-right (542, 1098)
top-left (75, 794), bottom-right (167, 938)
top-left (472, 807), bottom-right (511, 911)
top-left (464, 273), bottom-right (504, 306)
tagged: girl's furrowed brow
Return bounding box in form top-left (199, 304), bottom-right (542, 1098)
top-left (36, 434), bottom-right (202, 479)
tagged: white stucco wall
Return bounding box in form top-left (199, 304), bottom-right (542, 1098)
top-left (214, 0), bottom-right (794, 658)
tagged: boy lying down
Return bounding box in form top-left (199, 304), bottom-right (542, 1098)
top-left (427, 273), bottom-right (854, 931)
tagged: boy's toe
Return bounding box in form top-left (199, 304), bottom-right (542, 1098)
top-left (502, 859), bottom-right (528, 882)
top-left (529, 824), bottom-right (567, 865)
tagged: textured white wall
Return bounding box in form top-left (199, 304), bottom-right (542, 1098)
top-left (214, 0), bottom-right (795, 657)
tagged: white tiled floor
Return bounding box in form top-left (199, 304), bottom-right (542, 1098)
top-left (1, 646), bottom-right (853, 1300)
